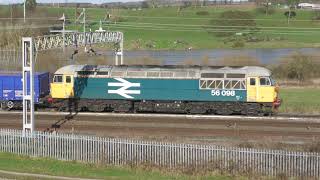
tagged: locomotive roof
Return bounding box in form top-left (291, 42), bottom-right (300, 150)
top-left (54, 65), bottom-right (271, 77)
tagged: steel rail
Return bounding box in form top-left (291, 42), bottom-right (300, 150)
top-left (0, 111), bottom-right (319, 123)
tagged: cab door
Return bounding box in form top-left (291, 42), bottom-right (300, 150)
top-left (247, 77), bottom-right (257, 102)
top-left (257, 77), bottom-right (274, 102)
top-left (51, 74), bottom-right (74, 99)
top-left (64, 75), bottom-right (74, 98)
top-left (51, 74), bottom-right (64, 98)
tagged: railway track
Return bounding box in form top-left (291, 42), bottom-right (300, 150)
top-left (2, 110), bottom-right (320, 121)
top-left (0, 111), bottom-right (320, 145)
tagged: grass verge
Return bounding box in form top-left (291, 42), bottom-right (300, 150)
top-left (0, 152), bottom-right (238, 180)
top-left (279, 87), bottom-right (320, 114)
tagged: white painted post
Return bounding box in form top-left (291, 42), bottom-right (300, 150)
top-left (83, 8), bottom-right (87, 52)
top-left (62, 13), bottom-right (66, 52)
top-left (120, 34), bottom-right (124, 65)
top-left (22, 37), bottom-right (34, 133)
top-left (115, 32), bottom-right (123, 65)
top-left (23, 0), bottom-right (26, 23)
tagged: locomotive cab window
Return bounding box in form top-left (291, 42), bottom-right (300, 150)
top-left (53, 75), bottom-right (63, 83)
top-left (260, 77), bottom-right (271, 86)
top-left (66, 76), bottom-right (71, 83)
top-left (270, 78), bottom-right (276, 86)
top-left (250, 78), bottom-right (256, 86)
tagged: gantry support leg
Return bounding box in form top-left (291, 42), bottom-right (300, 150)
top-left (115, 33), bottom-right (124, 65)
top-left (22, 37), bottom-right (35, 133)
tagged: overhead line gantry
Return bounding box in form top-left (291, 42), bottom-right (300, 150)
top-left (22, 31), bottom-right (124, 133)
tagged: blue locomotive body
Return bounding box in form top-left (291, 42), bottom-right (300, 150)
top-left (74, 77), bottom-right (247, 102)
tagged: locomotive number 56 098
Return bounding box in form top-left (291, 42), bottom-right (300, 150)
top-left (211, 90), bottom-right (235, 97)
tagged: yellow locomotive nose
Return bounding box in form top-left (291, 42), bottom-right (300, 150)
top-left (275, 84), bottom-right (280, 93)
top-left (273, 84), bottom-right (281, 109)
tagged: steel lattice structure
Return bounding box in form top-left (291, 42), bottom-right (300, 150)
top-left (34, 31), bottom-right (123, 51)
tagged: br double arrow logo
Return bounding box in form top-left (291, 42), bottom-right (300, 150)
top-left (108, 78), bottom-right (140, 99)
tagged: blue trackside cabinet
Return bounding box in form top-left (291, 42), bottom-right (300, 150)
top-left (0, 72), bottom-right (50, 109)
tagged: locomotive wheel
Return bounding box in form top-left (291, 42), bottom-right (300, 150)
top-left (216, 107), bottom-right (233, 115)
top-left (0, 102), bottom-right (4, 110)
top-left (246, 103), bottom-right (263, 116)
top-left (7, 101), bottom-right (14, 109)
top-left (216, 103), bottom-right (233, 115)
top-left (57, 106), bottom-right (67, 112)
top-left (0, 101), bottom-right (14, 111)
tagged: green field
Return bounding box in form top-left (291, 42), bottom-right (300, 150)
top-left (2, 5), bottom-right (320, 50)
top-left (44, 6), bottom-right (320, 50)
top-left (279, 88), bottom-right (320, 114)
top-left (0, 152), bottom-right (240, 180)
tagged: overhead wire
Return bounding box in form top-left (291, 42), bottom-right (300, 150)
top-left (0, 24), bottom-right (63, 31)
top-left (111, 21), bottom-right (320, 30)
top-left (119, 15), bottom-right (320, 22)
top-left (104, 23), bottom-right (320, 35)
top-left (0, 17), bottom-right (61, 20)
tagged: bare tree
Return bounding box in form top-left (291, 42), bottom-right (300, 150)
top-left (26, 0), bottom-right (37, 12)
top-left (145, 0), bottom-right (161, 8)
top-left (255, 0), bottom-right (278, 15)
top-left (286, 0), bottom-right (300, 25)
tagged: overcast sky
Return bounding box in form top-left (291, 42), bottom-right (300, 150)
top-left (0, 0), bottom-right (141, 4)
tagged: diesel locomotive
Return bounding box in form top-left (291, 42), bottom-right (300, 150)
top-left (49, 65), bottom-right (281, 115)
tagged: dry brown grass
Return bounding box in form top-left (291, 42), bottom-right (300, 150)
top-left (237, 139), bottom-right (320, 153)
top-left (36, 47), bottom-right (113, 72)
top-left (0, 22), bottom-right (46, 48)
top-left (269, 52), bottom-right (320, 83)
top-left (0, 7), bottom-right (61, 48)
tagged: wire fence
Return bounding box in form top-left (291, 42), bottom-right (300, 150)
top-left (0, 49), bottom-right (20, 70)
top-left (0, 128), bottom-right (319, 178)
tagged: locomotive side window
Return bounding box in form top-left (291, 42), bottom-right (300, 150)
top-left (226, 74), bottom-right (245, 78)
top-left (200, 80), bottom-right (206, 89)
top-left (53, 75), bottom-right (63, 83)
top-left (78, 71), bottom-right (95, 76)
top-left (260, 77), bottom-right (271, 86)
top-left (96, 71), bottom-right (109, 76)
top-left (199, 72), bottom-right (246, 90)
top-left (199, 79), bottom-right (244, 90)
top-left (201, 73), bottom-right (224, 78)
top-left (66, 76), bottom-right (71, 83)
top-left (250, 78), bottom-right (256, 86)
top-left (216, 80), bottom-right (223, 89)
